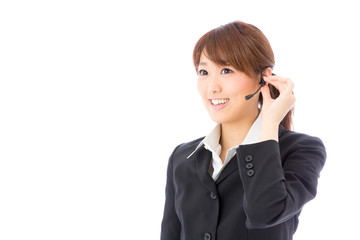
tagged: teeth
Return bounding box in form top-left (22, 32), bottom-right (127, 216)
top-left (211, 99), bottom-right (229, 105)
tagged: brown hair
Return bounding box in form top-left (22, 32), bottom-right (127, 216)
top-left (192, 21), bottom-right (294, 130)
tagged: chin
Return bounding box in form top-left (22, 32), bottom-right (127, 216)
top-left (207, 113), bottom-right (232, 125)
top-left (206, 108), bottom-right (248, 125)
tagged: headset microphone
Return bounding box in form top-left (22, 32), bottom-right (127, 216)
top-left (245, 72), bottom-right (266, 100)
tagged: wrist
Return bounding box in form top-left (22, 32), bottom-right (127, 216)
top-left (259, 120), bottom-right (279, 142)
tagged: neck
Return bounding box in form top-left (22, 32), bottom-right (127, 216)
top-left (219, 111), bottom-right (259, 152)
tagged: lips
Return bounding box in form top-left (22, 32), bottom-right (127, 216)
top-left (211, 98), bottom-right (229, 105)
top-left (209, 98), bottom-right (229, 111)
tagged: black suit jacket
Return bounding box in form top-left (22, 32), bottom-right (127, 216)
top-left (161, 125), bottom-right (326, 240)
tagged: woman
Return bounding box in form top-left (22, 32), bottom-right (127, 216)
top-left (160, 21), bottom-right (326, 240)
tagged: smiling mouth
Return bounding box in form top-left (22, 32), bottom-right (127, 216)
top-left (210, 98), bottom-right (230, 105)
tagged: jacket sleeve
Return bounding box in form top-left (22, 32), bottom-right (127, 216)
top-left (160, 146), bottom-right (181, 240)
top-left (237, 134), bottom-right (326, 229)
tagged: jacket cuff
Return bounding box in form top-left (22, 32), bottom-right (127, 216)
top-left (236, 140), bottom-right (287, 228)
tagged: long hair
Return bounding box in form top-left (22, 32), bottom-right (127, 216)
top-left (193, 21), bottom-right (294, 130)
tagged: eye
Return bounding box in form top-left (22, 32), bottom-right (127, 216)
top-left (221, 68), bottom-right (233, 74)
top-left (198, 69), bottom-right (208, 76)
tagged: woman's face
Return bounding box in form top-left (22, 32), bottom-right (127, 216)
top-left (197, 53), bottom-right (260, 124)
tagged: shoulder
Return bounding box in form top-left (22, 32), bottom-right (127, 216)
top-left (279, 126), bottom-right (326, 149)
top-left (279, 126), bottom-right (327, 163)
top-left (170, 137), bottom-right (205, 161)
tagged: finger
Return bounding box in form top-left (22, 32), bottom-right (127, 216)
top-left (265, 76), bottom-right (295, 94)
top-left (266, 75), bottom-right (289, 82)
top-left (266, 76), bottom-right (294, 88)
top-left (260, 82), bottom-right (272, 102)
top-left (278, 77), bottom-right (295, 94)
top-left (286, 78), bottom-right (295, 92)
top-left (263, 76), bottom-right (286, 92)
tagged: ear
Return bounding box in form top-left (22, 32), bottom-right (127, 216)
top-left (262, 67), bottom-right (272, 77)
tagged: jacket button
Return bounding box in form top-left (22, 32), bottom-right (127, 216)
top-left (247, 169), bottom-right (255, 177)
top-left (204, 232), bottom-right (211, 240)
top-left (245, 155), bottom-right (253, 162)
top-left (210, 192), bottom-right (217, 200)
top-left (245, 163), bottom-right (253, 169)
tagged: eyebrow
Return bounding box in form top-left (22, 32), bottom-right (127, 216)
top-left (199, 62), bottom-right (207, 66)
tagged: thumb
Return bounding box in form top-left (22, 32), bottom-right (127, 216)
top-left (260, 83), bottom-right (271, 103)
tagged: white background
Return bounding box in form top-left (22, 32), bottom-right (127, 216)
top-left (1, 0), bottom-right (359, 239)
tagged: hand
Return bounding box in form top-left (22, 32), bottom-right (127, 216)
top-left (261, 75), bottom-right (296, 125)
top-left (259, 75), bottom-right (296, 142)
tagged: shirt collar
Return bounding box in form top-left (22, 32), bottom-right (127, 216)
top-left (187, 113), bottom-right (262, 159)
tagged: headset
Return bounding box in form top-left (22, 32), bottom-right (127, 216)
top-left (244, 71), bottom-right (266, 100)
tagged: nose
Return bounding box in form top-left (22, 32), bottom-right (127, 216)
top-left (208, 75), bottom-right (222, 95)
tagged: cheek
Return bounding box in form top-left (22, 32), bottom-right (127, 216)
top-left (226, 76), bottom-right (257, 97)
top-left (226, 79), bottom-right (249, 97)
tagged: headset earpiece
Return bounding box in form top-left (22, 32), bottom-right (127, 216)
top-left (245, 72), bottom-right (266, 100)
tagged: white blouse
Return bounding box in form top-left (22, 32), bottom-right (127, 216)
top-left (187, 113), bottom-right (262, 181)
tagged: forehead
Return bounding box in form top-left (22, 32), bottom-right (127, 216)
top-left (199, 53), bottom-right (209, 66)
top-left (199, 52), bottom-right (229, 68)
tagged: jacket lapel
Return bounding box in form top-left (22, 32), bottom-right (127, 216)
top-left (215, 156), bottom-right (239, 184)
top-left (216, 125), bottom-right (286, 184)
top-left (191, 125), bottom-right (286, 190)
top-left (192, 147), bottom-right (218, 194)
